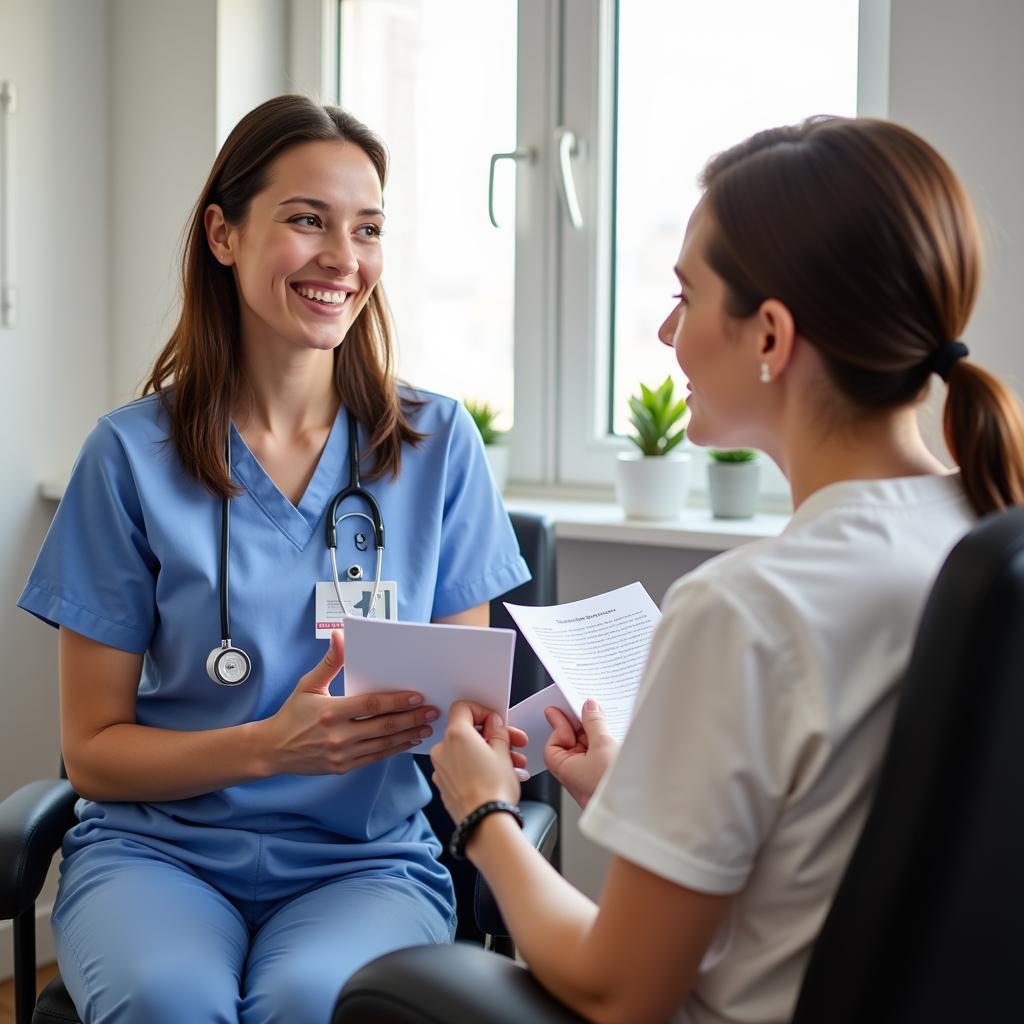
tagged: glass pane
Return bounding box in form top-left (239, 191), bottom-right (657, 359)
top-left (340, 0), bottom-right (518, 431)
top-left (610, 0), bottom-right (860, 435)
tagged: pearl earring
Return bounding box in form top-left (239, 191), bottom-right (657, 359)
top-left (759, 362), bottom-right (771, 384)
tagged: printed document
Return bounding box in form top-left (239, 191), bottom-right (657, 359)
top-left (342, 616), bottom-right (516, 754)
top-left (505, 582), bottom-right (662, 775)
top-left (340, 583), bottom-right (660, 770)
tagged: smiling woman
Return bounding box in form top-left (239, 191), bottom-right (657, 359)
top-left (15, 94), bottom-right (530, 1024)
top-left (205, 144), bottom-right (384, 345)
top-left (144, 97), bottom-right (422, 493)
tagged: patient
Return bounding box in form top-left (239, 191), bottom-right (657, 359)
top-left (429, 116), bottom-right (1024, 1024)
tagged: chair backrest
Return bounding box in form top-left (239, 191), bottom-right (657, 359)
top-left (791, 506), bottom-right (1024, 1023)
top-left (416, 511), bottom-right (559, 943)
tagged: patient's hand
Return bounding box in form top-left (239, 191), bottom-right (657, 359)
top-left (544, 700), bottom-right (619, 809)
top-left (430, 702), bottom-right (529, 824)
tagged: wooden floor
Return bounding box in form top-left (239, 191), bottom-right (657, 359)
top-left (0, 963), bottom-right (59, 1024)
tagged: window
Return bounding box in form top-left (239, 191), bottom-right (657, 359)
top-left (338, 0), bottom-right (518, 431)
top-left (337, 0), bottom-right (864, 496)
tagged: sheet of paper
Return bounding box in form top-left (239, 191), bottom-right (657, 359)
top-left (342, 616), bottom-right (516, 754)
top-left (505, 582), bottom-right (661, 773)
top-left (508, 683), bottom-right (579, 782)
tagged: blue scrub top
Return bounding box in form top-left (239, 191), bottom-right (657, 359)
top-left (19, 388), bottom-right (530, 845)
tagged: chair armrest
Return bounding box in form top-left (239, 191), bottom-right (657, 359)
top-left (474, 800), bottom-right (558, 937)
top-left (0, 779), bottom-right (77, 919)
top-left (333, 941), bottom-right (587, 1024)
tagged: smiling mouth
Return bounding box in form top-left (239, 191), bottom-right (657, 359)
top-left (292, 284), bottom-right (350, 306)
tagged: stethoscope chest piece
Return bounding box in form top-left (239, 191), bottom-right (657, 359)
top-left (206, 641), bottom-right (252, 686)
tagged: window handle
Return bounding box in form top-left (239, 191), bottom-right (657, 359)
top-left (487, 146), bottom-right (535, 228)
top-left (1, 80), bottom-right (16, 328)
top-left (554, 126), bottom-right (584, 230)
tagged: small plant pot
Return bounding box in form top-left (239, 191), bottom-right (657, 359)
top-left (484, 444), bottom-right (509, 493)
top-left (708, 460), bottom-right (761, 519)
top-left (615, 452), bottom-right (691, 520)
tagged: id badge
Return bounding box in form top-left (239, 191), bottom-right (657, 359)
top-left (315, 581), bottom-right (398, 637)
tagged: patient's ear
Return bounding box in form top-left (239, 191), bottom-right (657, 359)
top-left (204, 204), bottom-right (235, 266)
top-left (756, 298), bottom-right (796, 379)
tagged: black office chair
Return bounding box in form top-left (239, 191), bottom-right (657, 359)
top-left (0, 511), bottom-right (560, 1024)
top-left (332, 505), bottom-right (1024, 1024)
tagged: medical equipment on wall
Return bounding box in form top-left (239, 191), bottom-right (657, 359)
top-left (206, 411), bottom-right (386, 685)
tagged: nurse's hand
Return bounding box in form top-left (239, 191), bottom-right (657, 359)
top-left (262, 630), bottom-right (440, 776)
top-left (543, 699), bottom-right (619, 809)
top-left (430, 701), bottom-right (528, 824)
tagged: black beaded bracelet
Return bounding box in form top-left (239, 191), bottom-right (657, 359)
top-left (448, 800), bottom-right (524, 861)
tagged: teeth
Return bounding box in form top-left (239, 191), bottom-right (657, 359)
top-left (295, 285), bottom-right (347, 305)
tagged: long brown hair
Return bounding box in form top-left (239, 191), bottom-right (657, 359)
top-left (699, 116), bottom-right (1024, 516)
top-left (143, 94), bottom-right (424, 498)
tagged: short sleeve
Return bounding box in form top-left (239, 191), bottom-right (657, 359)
top-left (431, 402), bottom-right (530, 618)
top-left (579, 577), bottom-right (804, 895)
top-left (17, 418), bottom-right (158, 653)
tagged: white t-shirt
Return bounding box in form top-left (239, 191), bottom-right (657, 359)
top-left (579, 473), bottom-right (974, 1024)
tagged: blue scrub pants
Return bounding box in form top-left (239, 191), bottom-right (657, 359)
top-left (52, 828), bottom-right (456, 1024)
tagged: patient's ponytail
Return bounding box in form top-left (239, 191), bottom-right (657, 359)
top-left (699, 116), bottom-right (1024, 517)
top-left (944, 360), bottom-right (1024, 514)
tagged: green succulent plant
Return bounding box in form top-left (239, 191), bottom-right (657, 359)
top-left (463, 399), bottom-right (503, 446)
top-left (626, 377), bottom-right (688, 457)
top-left (708, 448), bottom-right (758, 463)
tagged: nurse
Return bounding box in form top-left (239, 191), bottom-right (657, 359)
top-left (430, 117), bottom-right (1024, 1024)
top-left (18, 94), bottom-right (529, 1024)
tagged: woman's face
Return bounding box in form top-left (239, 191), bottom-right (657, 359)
top-left (658, 203), bottom-right (767, 449)
top-left (218, 139), bottom-right (385, 354)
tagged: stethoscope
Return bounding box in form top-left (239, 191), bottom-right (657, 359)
top-left (206, 411), bottom-right (386, 686)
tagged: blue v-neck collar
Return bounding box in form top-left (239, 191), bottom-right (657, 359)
top-left (229, 408), bottom-right (350, 550)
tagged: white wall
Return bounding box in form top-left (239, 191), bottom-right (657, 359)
top-left (109, 0), bottom-right (295, 404)
top-left (109, 0), bottom-right (218, 404)
top-left (0, 0), bottom-right (110, 976)
top-left (888, 0), bottom-right (1024, 393)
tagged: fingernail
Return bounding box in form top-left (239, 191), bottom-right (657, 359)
top-left (514, 768), bottom-right (531, 782)
top-left (409, 739), bottom-right (422, 747)
top-left (584, 698), bottom-right (601, 712)
top-left (408, 695), bottom-right (423, 706)
top-left (423, 709), bottom-right (439, 722)
top-left (419, 727), bottom-right (433, 739)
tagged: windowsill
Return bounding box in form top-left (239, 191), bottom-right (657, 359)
top-left (503, 489), bottom-right (790, 552)
top-left (39, 478), bottom-right (67, 502)
top-left (40, 478), bottom-right (792, 553)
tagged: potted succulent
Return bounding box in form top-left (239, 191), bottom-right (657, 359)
top-left (615, 377), bottom-right (691, 519)
top-left (464, 399), bottom-right (509, 493)
top-left (707, 448), bottom-right (761, 518)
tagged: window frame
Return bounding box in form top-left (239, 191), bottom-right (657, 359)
top-left (327, 0), bottom-right (890, 499)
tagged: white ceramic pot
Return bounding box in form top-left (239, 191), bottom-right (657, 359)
top-left (614, 452), bottom-right (691, 520)
top-left (707, 460), bottom-right (761, 519)
top-left (484, 444), bottom-right (509, 493)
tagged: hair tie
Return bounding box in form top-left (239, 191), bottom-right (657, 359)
top-left (928, 340), bottom-right (969, 381)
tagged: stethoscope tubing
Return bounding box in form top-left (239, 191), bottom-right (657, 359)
top-left (220, 432), bottom-right (233, 643)
top-left (327, 412), bottom-right (386, 617)
top-left (212, 410), bottom-right (386, 684)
